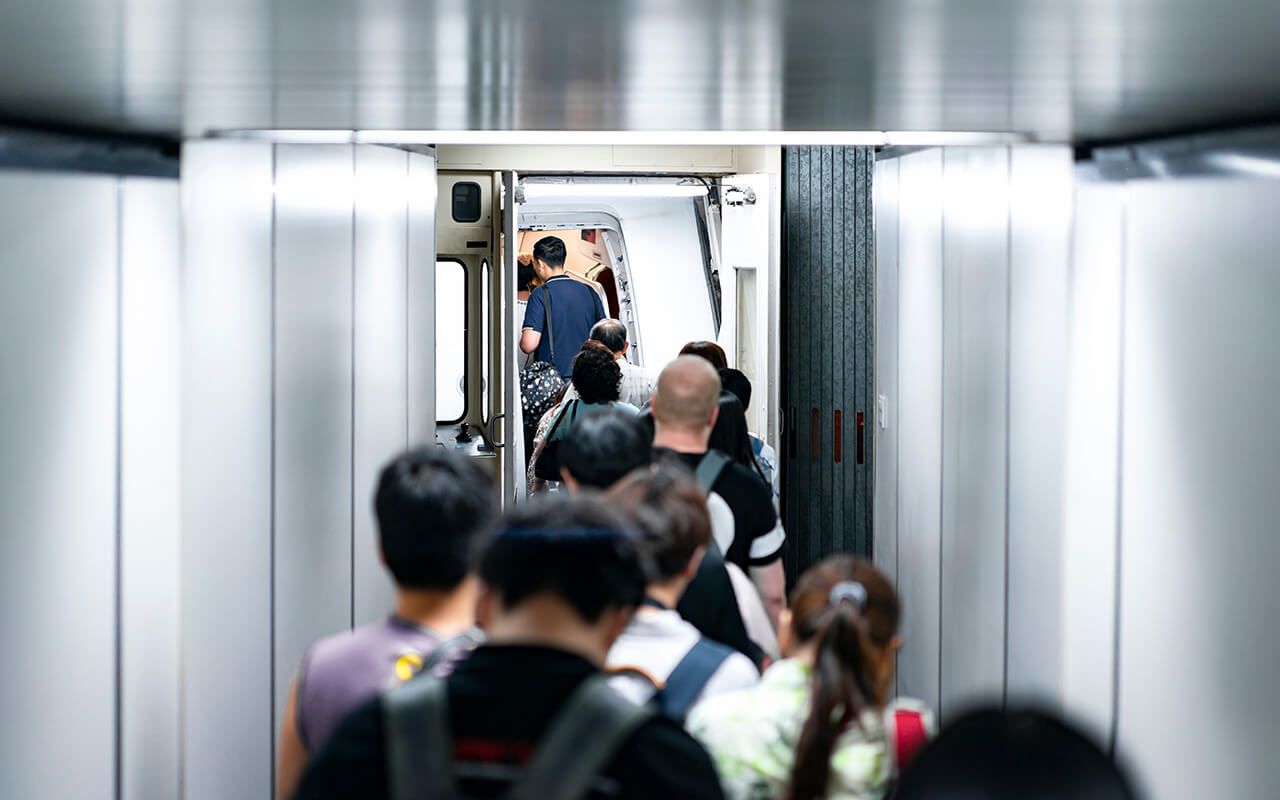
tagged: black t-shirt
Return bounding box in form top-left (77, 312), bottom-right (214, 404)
top-left (292, 644), bottom-right (726, 800)
top-left (664, 449), bottom-right (784, 569)
top-left (678, 544), bottom-right (765, 669)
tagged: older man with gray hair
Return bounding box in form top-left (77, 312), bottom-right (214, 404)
top-left (561, 318), bottom-right (658, 408)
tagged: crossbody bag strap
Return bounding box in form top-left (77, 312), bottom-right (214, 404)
top-left (382, 676), bottom-right (459, 800)
top-left (504, 675), bottom-right (653, 800)
top-left (542, 282), bottom-right (557, 369)
top-left (544, 399), bottom-right (578, 442)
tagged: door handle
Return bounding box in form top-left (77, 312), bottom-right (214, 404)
top-left (811, 408), bottom-right (820, 461)
top-left (856, 410), bottom-right (865, 465)
top-left (489, 413), bottom-right (506, 449)
top-left (834, 410), bottom-right (842, 463)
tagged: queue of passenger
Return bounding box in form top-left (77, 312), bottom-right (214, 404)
top-left (281, 325), bottom-right (1134, 799)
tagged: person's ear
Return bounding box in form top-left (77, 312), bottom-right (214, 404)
top-left (708, 404), bottom-right (721, 430)
top-left (621, 341), bottom-right (629, 357)
top-left (560, 468), bottom-right (581, 493)
top-left (683, 545), bottom-right (707, 581)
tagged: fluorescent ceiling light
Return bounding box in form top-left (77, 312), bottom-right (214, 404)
top-left (522, 182), bottom-right (707, 198)
top-left (215, 129), bottom-right (1030, 146)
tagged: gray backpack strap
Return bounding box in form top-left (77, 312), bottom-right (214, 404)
top-left (505, 674), bottom-right (654, 800)
top-left (694, 450), bottom-right (732, 492)
top-left (382, 676), bottom-right (459, 800)
top-left (416, 628), bottom-right (481, 678)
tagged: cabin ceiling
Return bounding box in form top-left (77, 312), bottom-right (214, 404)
top-left (2, 0), bottom-right (1280, 144)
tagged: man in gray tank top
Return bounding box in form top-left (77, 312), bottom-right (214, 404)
top-left (276, 448), bottom-right (495, 800)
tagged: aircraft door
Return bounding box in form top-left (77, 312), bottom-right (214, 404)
top-left (497, 170), bottom-right (526, 507)
top-left (719, 173), bottom-right (778, 445)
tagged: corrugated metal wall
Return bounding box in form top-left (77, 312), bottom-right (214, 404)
top-left (781, 146), bottom-right (875, 584)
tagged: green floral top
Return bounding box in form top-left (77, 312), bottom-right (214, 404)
top-left (687, 659), bottom-right (933, 800)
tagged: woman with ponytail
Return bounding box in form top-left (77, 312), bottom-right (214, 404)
top-left (687, 556), bottom-right (932, 800)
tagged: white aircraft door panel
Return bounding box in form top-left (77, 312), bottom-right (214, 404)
top-left (720, 173), bottom-right (776, 442)
top-left (500, 170), bottom-right (526, 506)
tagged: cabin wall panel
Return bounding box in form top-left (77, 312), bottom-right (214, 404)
top-left (181, 141), bottom-right (276, 800)
top-left (890, 147), bottom-right (944, 712)
top-left (0, 171), bottom-right (119, 800)
top-left (938, 146), bottom-right (1010, 717)
top-left (271, 143), bottom-right (357, 732)
top-left (353, 145), bottom-right (410, 624)
top-left (120, 176), bottom-right (182, 800)
top-left (181, 141), bottom-right (435, 799)
top-left (1005, 147), bottom-right (1072, 706)
top-left (872, 156), bottom-right (900, 586)
top-left (1115, 177), bottom-right (1280, 798)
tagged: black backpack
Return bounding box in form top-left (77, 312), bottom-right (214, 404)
top-left (382, 673), bottom-right (652, 800)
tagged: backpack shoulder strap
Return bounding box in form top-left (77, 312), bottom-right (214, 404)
top-left (505, 674), bottom-right (653, 800)
top-left (694, 449), bottom-right (732, 492)
top-left (382, 676), bottom-right (459, 800)
top-left (656, 638), bottom-right (734, 722)
top-left (416, 629), bottom-right (481, 678)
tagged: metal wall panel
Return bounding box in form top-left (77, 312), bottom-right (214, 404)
top-left (782, 146), bottom-right (875, 583)
top-left (0, 171), bottom-right (119, 800)
top-left (848, 148), bottom-right (875, 558)
top-left (873, 156), bottom-right (900, 586)
top-left (1005, 147), bottom-right (1072, 705)
top-left (181, 141), bottom-right (275, 800)
top-left (1116, 178), bottom-right (1280, 798)
top-left (272, 144), bottom-right (356, 732)
top-left (352, 145), bottom-right (409, 624)
top-left (1060, 179), bottom-right (1125, 744)
top-left (120, 177), bottom-right (181, 800)
top-left (893, 148), bottom-right (944, 711)
top-left (938, 147), bottom-right (1010, 717)
top-left (406, 150), bottom-right (438, 444)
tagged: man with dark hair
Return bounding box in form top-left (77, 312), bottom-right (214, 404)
top-left (293, 495), bottom-right (726, 800)
top-left (276, 448), bottom-right (494, 799)
top-left (654, 357), bottom-right (787, 634)
top-left (562, 318), bottom-right (659, 408)
top-left (559, 409), bottom-right (654, 491)
top-left (718, 367), bottom-right (779, 508)
top-left (521, 235), bottom-right (607, 377)
top-left (605, 468), bottom-right (759, 722)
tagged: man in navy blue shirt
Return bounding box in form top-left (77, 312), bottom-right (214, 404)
top-left (520, 236), bottom-right (607, 377)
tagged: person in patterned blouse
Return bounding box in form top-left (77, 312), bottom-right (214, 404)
top-left (687, 556), bottom-right (933, 800)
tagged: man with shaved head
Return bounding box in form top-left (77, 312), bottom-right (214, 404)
top-left (561, 318), bottom-right (657, 408)
top-left (652, 356), bottom-right (786, 664)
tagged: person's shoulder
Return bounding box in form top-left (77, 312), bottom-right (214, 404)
top-left (611, 401), bottom-right (640, 414)
top-left (302, 618), bottom-right (384, 672)
top-left (709, 649), bottom-right (761, 693)
top-left (719, 462), bottom-right (773, 506)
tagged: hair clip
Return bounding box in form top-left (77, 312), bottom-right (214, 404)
top-left (829, 581), bottom-right (867, 609)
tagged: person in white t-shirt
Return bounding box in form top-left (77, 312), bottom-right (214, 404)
top-left (605, 467), bottom-right (760, 722)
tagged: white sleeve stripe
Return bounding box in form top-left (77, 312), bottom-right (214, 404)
top-left (748, 521), bottom-right (787, 559)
